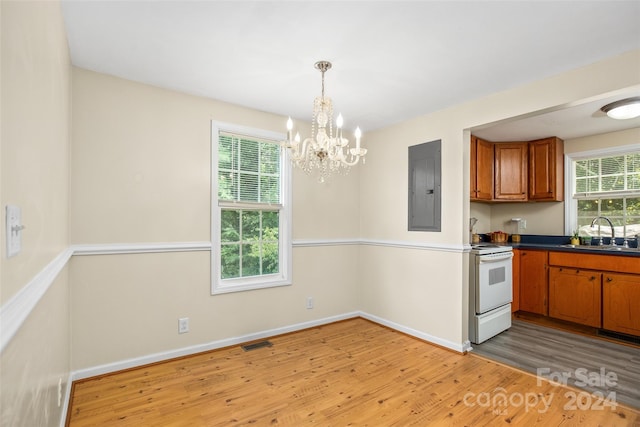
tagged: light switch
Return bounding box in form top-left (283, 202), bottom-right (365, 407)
top-left (6, 205), bottom-right (23, 258)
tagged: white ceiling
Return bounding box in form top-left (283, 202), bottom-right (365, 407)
top-left (61, 1), bottom-right (640, 139)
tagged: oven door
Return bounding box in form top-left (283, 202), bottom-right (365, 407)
top-left (475, 251), bottom-right (513, 314)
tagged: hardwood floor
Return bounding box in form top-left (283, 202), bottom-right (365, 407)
top-left (471, 319), bottom-right (640, 409)
top-left (67, 318), bottom-right (640, 426)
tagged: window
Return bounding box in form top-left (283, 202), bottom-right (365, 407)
top-left (566, 145), bottom-right (640, 239)
top-left (212, 122), bottom-right (291, 294)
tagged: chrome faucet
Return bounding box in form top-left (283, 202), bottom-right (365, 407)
top-left (591, 216), bottom-right (616, 246)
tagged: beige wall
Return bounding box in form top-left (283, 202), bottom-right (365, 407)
top-left (1, 0), bottom-right (70, 301)
top-left (564, 127), bottom-right (640, 154)
top-left (70, 69), bottom-right (360, 370)
top-left (0, 1), bottom-right (71, 426)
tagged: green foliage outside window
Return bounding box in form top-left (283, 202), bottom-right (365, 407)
top-left (575, 153), bottom-right (640, 236)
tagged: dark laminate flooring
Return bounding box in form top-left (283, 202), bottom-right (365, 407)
top-left (471, 319), bottom-right (640, 409)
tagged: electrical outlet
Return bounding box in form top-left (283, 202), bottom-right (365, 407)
top-left (306, 297), bottom-right (314, 309)
top-left (178, 317), bottom-right (189, 334)
top-left (521, 219), bottom-right (527, 230)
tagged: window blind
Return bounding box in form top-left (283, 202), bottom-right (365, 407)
top-left (573, 153), bottom-right (640, 198)
top-left (218, 132), bottom-right (281, 204)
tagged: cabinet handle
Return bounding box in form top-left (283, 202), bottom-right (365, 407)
top-left (576, 269), bottom-right (580, 274)
top-left (559, 267), bottom-right (562, 272)
top-left (590, 276), bottom-right (595, 281)
top-left (606, 277), bottom-right (613, 282)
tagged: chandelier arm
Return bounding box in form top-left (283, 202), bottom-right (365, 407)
top-left (338, 155), bottom-right (362, 167)
top-left (289, 138), bottom-right (312, 162)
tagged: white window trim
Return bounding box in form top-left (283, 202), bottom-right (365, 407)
top-left (564, 143), bottom-right (640, 235)
top-left (211, 121), bottom-right (292, 294)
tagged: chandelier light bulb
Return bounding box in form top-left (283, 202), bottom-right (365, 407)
top-left (336, 113), bottom-right (344, 128)
top-left (286, 117), bottom-right (293, 142)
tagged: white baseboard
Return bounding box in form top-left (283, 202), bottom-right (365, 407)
top-left (71, 311), bottom-right (467, 383)
top-left (360, 312), bottom-right (468, 353)
top-left (59, 372), bottom-right (73, 427)
top-left (70, 311), bottom-right (361, 381)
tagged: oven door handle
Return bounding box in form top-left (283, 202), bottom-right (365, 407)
top-left (478, 253), bottom-right (513, 263)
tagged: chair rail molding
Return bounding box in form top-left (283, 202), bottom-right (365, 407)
top-left (0, 248), bottom-right (73, 352)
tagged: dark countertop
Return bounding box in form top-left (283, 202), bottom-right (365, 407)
top-left (508, 242), bottom-right (640, 257)
top-left (478, 234), bottom-right (640, 257)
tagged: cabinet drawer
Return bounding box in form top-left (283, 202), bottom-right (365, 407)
top-left (549, 252), bottom-right (640, 275)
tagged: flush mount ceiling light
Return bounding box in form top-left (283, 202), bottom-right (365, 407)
top-left (600, 96), bottom-right (640, 120)
top-left (282, 61), bottom-right (367, 183)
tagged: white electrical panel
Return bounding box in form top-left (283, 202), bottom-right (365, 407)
top-left (6, 205), bottom-right (24, 258)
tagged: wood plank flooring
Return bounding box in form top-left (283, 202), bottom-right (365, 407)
top-left (67, 318), bottom-right (640, 426)
top-left (471, 319), bottom-right (640, 409)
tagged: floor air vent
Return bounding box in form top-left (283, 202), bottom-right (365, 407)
top-left (241, 340), bottom-right (273, 352)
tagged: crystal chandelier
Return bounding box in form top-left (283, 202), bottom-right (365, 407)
top-left (282, 61), bottom-right (367, 182)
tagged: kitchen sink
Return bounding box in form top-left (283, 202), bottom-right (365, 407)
top-left (559, 244), bottom-right (639, 252)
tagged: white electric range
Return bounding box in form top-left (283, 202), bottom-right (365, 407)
top-left (469, 243), bottom-right (513, 344)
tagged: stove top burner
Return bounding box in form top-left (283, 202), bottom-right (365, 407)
top-left (470, 243), bottom-right (513, 254)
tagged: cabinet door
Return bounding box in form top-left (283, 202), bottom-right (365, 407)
top-left (519, 250), bottom-right (548, 315)
top-left (529, 137), bottom-right (564, 201)
top-left (603, 273), bottom-right (640, 336)
top-left (494, 143), bottom-right (528, 201)
top-left (549, 267), bottom-right (601, 327)
top-left (470, 136), bottom-right (493, 201)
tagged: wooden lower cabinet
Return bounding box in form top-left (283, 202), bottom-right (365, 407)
top-left (548, 267), bottom-right (601, 328)
top-left (603, 272), bottom-right (640, 336)
top-left (519, 250), bottom-right (548, 315)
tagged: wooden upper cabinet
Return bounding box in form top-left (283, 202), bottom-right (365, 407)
top-left (548, 267), bottom-right (602, 328)
top-left (529, 137), bottom-right (564, 201)
top-left (470, 136), bottom-right (493, 201)
top-left (494, 143), bottom-right (528, 201)
top-left (470, 135), bottom-right (564, 203)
